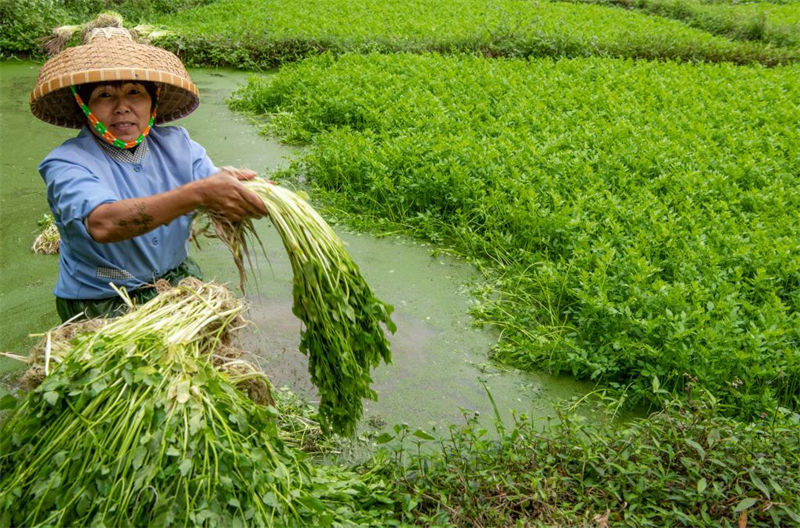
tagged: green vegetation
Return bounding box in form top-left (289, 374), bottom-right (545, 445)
top-left (0, 0), bottom-right (66, 57)
top-left (206, 180), bottom-right (395, 436)
top-left (4, 0), bottom-right (800, 524)
top-left (6, 289), bottom-right (798, 526)
top-left (370, 393), bottom-right (800, 526)
top-left (5, 0), bottom-right (798, 64)
top-left (231, 53), bottom-right (800, 418)
top-left (0, 0), bottom-right (211, 59)
top-left (567, 0), bottom-right (800, 48)
top-left (0, 281), bottom-right (394, 526)
top-left (153, 0), bottom-right (799, 67)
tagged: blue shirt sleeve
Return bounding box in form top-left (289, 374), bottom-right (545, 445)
top-left (40, 158), bottom-right (118, 239)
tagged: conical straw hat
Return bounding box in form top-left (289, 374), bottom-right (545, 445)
top-left (30, 26), bottom-right (199, 128)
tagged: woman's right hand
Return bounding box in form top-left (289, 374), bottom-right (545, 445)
top-left (197, 168), bottom-right (268, 222)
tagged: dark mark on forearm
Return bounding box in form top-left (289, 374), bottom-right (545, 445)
top-left (117, 202), bottom-right (154, 236)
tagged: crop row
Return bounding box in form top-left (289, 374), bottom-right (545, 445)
top-left (231, 53), bottom-right (800, 417)
top-left (152, 0), bottom-right (799, 67)
top-left (4, 0), bottom-right (798, 65)
top-left (565, 0), bottom-right (800, 48)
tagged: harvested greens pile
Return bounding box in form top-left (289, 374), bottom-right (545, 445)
top-left (31, 213), bottom-right (60, 255)
top-left (0, 280), bottom-right (391, 526)
top-left (206, 179), bottom-right (396, 436)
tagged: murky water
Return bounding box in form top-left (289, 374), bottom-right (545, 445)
top-left (0, 61), bottom-right (591, 429)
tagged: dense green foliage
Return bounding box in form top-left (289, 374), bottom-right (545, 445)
top-left (153, 0), bottom-right (799, 67)
top-left (231, 53), bottom-right (800, 417)
top-left (0, 0), bottom-right (212, 58)
top-left (0, 0), bottom-right (67, 57)
top-left (567, 0), bottom-right (800, 48)
top-left (372, 393), bottom-right (800, 526)
top-left (65, 0), bottom-right (217, 20)
top-left (5, 0), bottom-right (798, 64)
top-left (5, 0), bottom-right (800, 523)
top-left (0, 282), bottom-right (395, 526)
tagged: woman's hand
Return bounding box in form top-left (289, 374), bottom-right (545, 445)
top-left (197, 167), bottom-right (268, 222)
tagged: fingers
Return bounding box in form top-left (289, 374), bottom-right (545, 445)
top-left (234, 186), bottom-right (268, 219)
top-left (203, 169), bottom-right (267, 221)
top-left (244, 189), bottom-right (268, 217)
top-left (220, 166), bottom-right (258, 181)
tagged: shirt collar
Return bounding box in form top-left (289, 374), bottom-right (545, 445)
top-left (91, 130), bottom-right (150, 164)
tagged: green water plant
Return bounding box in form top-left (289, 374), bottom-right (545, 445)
top-left (564, 0), bottom-right (800, 49)
top-left (203, 179), bottom-right (396, 436)
top-left (153, 0), bottom-right (800, 68)
top-left (6, 0), bottom-right (798, 64)
top-left (230, 53), bottom-right (800, 418)
top-left (0, 279), bottom-right (394, 526)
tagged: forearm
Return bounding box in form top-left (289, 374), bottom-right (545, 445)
top-left (87, 180), bottom-right (205, 243)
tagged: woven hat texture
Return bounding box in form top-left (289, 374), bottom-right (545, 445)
top-left (31, 28), bottom-right (199, 128)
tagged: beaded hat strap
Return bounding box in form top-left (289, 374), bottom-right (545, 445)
top-left (70, 85), bottom-right (159, 149)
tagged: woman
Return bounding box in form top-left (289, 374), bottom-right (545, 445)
top-left (30, 22), bottom-right (266, 321)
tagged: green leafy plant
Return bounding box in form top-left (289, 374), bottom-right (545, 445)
top-left (152, 0), bottom-right (800, 68)
top-left (0, 280), bottom-right (396, 526)
top-left (371, 391), bottom-right (800, 526)
top-left (230, 52), bottom-right (800, 418)
top-left (563, 0), bottom-right (800, 49)
top-left (203, 180), bottom-right (396, 436)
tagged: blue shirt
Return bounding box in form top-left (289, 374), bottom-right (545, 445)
top-left (40, 125), bottom-right (217, 299)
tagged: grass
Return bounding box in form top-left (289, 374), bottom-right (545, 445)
top-left (149, 0), bottom-right (800, 67)
top-left (370, 391), bottom-right (800, 526)
top-left (230, 52), bottom-right (800, 418)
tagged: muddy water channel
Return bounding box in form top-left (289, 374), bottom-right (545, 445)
top-left (0, 62), bottom-right (591, 431)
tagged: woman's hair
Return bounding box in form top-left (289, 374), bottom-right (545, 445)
top-left (75, 81), bottom-right (158, 109)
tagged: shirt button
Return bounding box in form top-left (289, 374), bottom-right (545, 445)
top-left (133, 164), bottom-right (143, 172)
top-left (152, 237), bottom-right (159, 246)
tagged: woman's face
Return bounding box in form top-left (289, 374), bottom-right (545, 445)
top-left (87, 82), bottom-right (152, 142)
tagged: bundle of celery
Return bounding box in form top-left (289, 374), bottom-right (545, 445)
top-left (207, 179), bottom-right (396, 436)
top-left (0, 280), bottom-right (380, 526)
